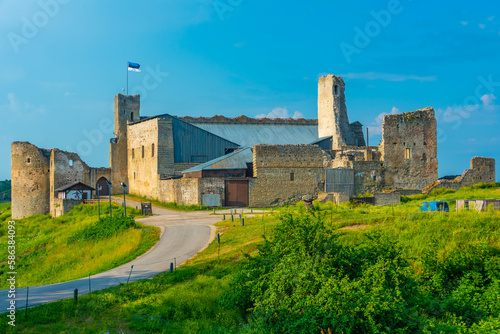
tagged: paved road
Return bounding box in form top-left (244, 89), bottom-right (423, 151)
top-left (0, 199), bottom-right (220, 311)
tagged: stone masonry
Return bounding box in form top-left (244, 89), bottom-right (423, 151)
top-left (250, 145), bottom-right (325, 207)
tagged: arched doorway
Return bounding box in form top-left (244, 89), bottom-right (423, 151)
top-left (96, 177), bottom-right (109, 196)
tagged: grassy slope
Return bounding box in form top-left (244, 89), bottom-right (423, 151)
top-left (0, 203), bottom-right (160, 289)
top-left (2, 185), bottom-right (500, 333)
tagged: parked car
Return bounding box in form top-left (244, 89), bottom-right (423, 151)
top-left (419, 201), bottom-right (449, 212)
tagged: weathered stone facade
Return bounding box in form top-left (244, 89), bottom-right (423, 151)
top-left (11, 142), bottom-right (51, 219)
top-left (11, 141), bottom-right (111, 219)
top-left (318, 75), bottom-right (360, 149)
top-left (249, 145), bottom-right (325, 207)
top-left (381, 107), bottom-right (438, 190)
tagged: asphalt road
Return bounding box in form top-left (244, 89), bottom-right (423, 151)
top-left (0, 199), bottom-right (220, 311)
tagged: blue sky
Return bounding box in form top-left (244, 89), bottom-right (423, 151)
top-left (1, 0), bottom-right (499, 180)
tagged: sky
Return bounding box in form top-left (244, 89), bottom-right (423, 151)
top-left (1, 0), bottom-right (499, 180)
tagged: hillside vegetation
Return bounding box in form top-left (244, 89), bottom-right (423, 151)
top-left (2, 184), bottom-right (500, 333)
top-left (0, 203), bottom-right (159, 288)
top-left (0, 180), bottom-right (10, 201)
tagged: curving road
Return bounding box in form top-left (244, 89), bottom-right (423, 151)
top-left (0, 199), bottom-right (220, 311)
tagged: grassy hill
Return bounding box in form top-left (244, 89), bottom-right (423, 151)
top-left (2, 184), bottom-right (500, 333)
top-left (0, 203), bottom-right (159, 289)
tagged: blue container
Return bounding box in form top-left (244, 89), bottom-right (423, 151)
top-left (419, 201), bottom-right (449, 212)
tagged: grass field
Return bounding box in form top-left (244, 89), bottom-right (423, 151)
top-left (0, 203), bottom-right (160, 289)
top-left (2, 184), bottom-right (500, 333)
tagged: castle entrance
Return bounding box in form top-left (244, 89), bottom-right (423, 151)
top-left (96, 177), bottom-right (109, 196)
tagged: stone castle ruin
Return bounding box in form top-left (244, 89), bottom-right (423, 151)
top-left (11, 75), bottom-right (496, 218)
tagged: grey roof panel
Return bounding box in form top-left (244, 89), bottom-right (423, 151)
top-left (189, 122), bottom-right (318, 146)
top-left (182, 147), bottom-right (253, 173)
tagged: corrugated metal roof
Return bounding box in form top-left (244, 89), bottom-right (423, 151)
top-left (182, 147), bottom-right (253, 173)
top-left (189, 122), bottom-right (318, 146)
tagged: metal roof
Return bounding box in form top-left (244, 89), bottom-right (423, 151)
top-left (182, 147), bottom-right (253, 173)
top-left (54, 182), bottom-right (95, 192)
top-left (189, 122), bottom-right (319, 146)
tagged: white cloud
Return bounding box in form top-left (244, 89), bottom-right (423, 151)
top-left (256, 107), bottom-right (304, 119)
top-left (480, 94), bottom-right (497, 111)
top-left (461, 21), bottom-right (469, 26)
top-left (339, 72), bottom-right (437, 82)
top-left (367, 106), bottom-right (399, 135)
top-left (0, 92), bottom-right (45, 119)
top-left (479, 23), bottom-right (486, 29)
top-left (488, 16), bottom-right (495, 21)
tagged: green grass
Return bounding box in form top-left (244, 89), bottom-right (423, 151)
top-left (2, 185), bottom-right (500, 333)
top-left (125, 193), bottom-right (214, 211)
top-left (0, 203), bottom-right (160, 289)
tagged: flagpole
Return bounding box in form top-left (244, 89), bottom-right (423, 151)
top-left (126, 62), bottom-right (129, 95)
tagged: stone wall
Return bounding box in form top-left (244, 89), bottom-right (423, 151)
top-left (11, 142), bottom-right (51, 219)
top-left (157, 178), bottom-right (199, 205)
top-left (250, 145), bottom-right (325, 207)
top-left (51, 198), bottom-right (82, 217)
top-left (374, 192), bottom-right (400, 206)
top-left (317, 192), bottom-right (350, 205)
top-left (424, 157), bottom-right (496, 193)
top-left (110, 94), bottom-right (140, 194)
top-left (127, 118), bottom-right (160, 198)
top-left (353, 161), bottom-right (386, 195)
top-left (459, 157), bottom-right (495, 186)
top-left (317, 75), bottom-right (357, 149)
top-left (381, 107), bottom-right (438, 190)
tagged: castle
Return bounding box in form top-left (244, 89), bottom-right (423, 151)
top-left (11, 75), bottom-right (496, 219)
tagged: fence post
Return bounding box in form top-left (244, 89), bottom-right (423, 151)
top-left (241, 218), bottom-right (244, 226)
top-left (89, 273), bottom-right (91, 297)
top-left (25, 287), bottom-right (29, 318)
top-left (74, 289), bottom-right (78, 303)
top-left (127, 265), bottom-right (134, 284)
top-left (170, 262), bottom-right (174, 272)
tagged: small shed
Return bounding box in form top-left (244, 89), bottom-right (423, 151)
top-left (456, 199), bottom-right (500, 212)
top-left (55, 182), bottom-right (95, 200)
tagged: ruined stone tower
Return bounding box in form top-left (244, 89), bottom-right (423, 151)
top-left (318, 75), bottom-right (360, 149)
top-left (110, 94), bottom-right (140, 193)
top-left (11, 142), bottom-right (51, 219)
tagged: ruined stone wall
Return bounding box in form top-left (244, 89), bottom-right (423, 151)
top-left (49, 149), bottom-right (92, 214)
top-left (459, 157), bottom-right (495, 186)
top-left (11, 142), bottom-right (51, 219)
top-left (318, 75), bottom-right (357, 149)
top-left (127, 118), bottom-right (160, 199)
top-left (381, 107), bottom-right (438, 190)
top-left (250, 145), bottom-right (325, 207)
top-left (174, 163), bottom-right (199, 176)
top-left (353, 161), bottom-right (386, 195)
top-left (51, 198), bottom-right (81, 217)
top-left (110, 94), bottom-right (140, 194)
top-left (327, 147), bottom-right (382, 169)
top-left (424, 157), bottom-right (496, 193)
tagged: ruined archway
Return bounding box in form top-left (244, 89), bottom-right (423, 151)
top-left (96, 177), bottom-right (109, 196)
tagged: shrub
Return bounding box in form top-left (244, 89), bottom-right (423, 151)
top-left (67, 216), bottom-right (137, 243)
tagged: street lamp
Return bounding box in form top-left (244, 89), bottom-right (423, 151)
top-left (97, 185), bottom-right (102, 219)
top-left (106, 181), bottom-right (113, 218)
top-left (120, 182), bottom-right (128, 218)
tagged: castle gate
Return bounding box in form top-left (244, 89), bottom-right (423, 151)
top-left (325, 168), bottom-right (354, 196)
top-left (96, 177), bottom-right (110, 196)
top-left (225, 179), bottom-right (249, 207)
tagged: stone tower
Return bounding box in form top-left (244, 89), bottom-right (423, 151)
top-left (318, 75), bottom-right (357, 149)
top-left (110, 94), bottom-right (140, 193)
top-left (11, 142), bottom-right (51, 219)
